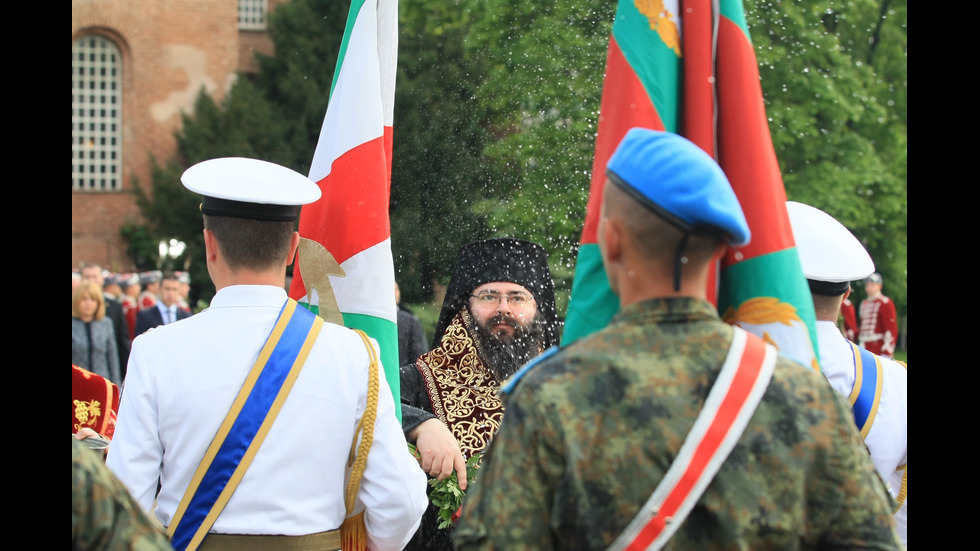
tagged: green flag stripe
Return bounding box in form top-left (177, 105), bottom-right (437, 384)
top-left (719, 249), bottom-right (820, 360)
top-left (342, 313), bottom-right (401, 423)
top-left (329, 0), bottom-right (366, 101)
top-left (562, 244), bottom-right (620, 346)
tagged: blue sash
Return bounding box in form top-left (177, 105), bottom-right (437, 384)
top-left (847, 342), bottom-right (882, 439)
top-left (169, 299), bottom-right (323, 551)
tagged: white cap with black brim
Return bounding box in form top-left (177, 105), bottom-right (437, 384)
top-left (181, 157), bottom-right (322, 222)
top-left (786, 201), bottom-right (874, 296)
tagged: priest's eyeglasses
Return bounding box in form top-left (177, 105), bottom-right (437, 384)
top-left (469, 291), bottom-right (534, 308)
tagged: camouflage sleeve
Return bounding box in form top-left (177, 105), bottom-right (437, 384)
top-left (804, 375), bottom-right (903, 549)
top-left (72, 439), bottom-right (174, 551)
top-left (454, 377), bottom-right (562, 550)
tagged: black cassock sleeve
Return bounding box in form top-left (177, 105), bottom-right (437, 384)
top-left (399, 362), bottom-right (437, 441)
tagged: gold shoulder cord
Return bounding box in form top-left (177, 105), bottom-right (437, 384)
top-left (894, 465), bottom-right (907, 513)
top-left (340, 329), bottom-right (380, 551)
top-left (894, 359), bottom-right (907, 514)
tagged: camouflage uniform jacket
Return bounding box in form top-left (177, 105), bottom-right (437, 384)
top-left (72, 438), bottom-right (174, 550)
top-left (455, 297), bottom-right (901, 551)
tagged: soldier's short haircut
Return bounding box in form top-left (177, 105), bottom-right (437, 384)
top-left (204, 214), bottom-right (294, 272)
top-left (605, 183), bottom-right (721, 268)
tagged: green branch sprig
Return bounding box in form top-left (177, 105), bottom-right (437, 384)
top-left (408, 443), bottom-right (482, 529)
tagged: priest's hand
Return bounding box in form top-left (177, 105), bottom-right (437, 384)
top-left (411, 418), bottom-right (467, 489)
top-left (74, 428), bottom-right (100, 440)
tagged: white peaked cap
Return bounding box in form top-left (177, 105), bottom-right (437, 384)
top-left (182, 157), bottom-right (321, 221)
top-left (786, 201), bottom-right (875, 283)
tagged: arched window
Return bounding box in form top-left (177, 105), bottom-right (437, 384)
top-left (238, 0), bottom-right (268, 30)
top-left (72, 35), bottom-right (122, 192)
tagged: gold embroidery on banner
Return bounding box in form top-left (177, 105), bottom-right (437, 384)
top-left (722, 296), bottom-right (801, 327)
top-left (417, 309), bottom-right (505, 460)
top-left (634, 0), bottom-right (681, 56)
top-left (73, 399), bottom-right (102, 432)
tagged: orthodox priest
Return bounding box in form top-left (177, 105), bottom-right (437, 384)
top-left (400, 237), bottom-right (560, 551)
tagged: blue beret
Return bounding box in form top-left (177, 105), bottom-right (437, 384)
top-left (606, 128), bottom-right (751, 247)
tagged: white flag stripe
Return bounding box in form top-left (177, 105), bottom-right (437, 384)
top-left (330, 238), bottom-right (397, 323)
top-left (308, 1), bottom-right (385, 183)
top-left (377, 0), bottom-right (397, 126)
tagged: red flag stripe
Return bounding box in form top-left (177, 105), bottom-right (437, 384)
top-left (716, 15), bottom-right (794, 263)
top-left (680, 0), bottom-right (716, 155)
top-left (680, 0), bottom-right (721, 304)
top-left (296, 131), bottom-right (392, 266)
top-left (580, 36), bottom-right (663, 246)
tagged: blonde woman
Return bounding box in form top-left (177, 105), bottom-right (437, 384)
top-left (72, 280), bottom-right (121, 384)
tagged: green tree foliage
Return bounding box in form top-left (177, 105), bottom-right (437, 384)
top-left (128, 157), bottom-right (206, 301)
top-left (249, 0), bottom-right (351, 173)
top-left (389, 0), bottom-right (498, 302)
top-left (746, 0), bottom-right (907, 315)
top-left (464, 0), bottom-right (904, 317)
top-left (463, 2), bottom-right (617, 304)
top-left (130, 85), bottom-right (292, 304)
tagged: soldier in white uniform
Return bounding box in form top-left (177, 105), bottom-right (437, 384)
top-left (787, 201), bottom-right (908, 547)
top-left (107, 158), bottom-right (427, 551)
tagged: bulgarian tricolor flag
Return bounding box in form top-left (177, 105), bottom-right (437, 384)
top-left (708, 0), bottom-right (819, 369)
top-left (562, 0), bottom-right (675, 347)
top-left (563, 0), bottom-right (819, 370)
top-left (288, 0), bottom-right (404, 415)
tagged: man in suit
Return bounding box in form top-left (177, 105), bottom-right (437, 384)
top-left (81, 263), bottom-right (132, 377)
top-left (134, 272), bottom-right (191, 337)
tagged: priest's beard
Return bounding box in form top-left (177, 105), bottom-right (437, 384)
top-left (472, 311), bottom-right (546, 382)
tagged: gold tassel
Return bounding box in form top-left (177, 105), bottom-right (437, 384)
top-left (340, 511), bottom-right (367, 551)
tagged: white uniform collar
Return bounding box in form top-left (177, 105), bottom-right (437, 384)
top-left (208, 285), bottom-right (289, 310)
top-left (815, 320), bottom-right (856, 395)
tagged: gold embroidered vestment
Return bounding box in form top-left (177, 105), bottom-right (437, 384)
top-left (415, 310), bottom-right (505, 459)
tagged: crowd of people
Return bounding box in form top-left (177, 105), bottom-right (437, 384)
top-left (71, 267), bottom-right (195, 386)
top-left (73, 129), bottom-right (906, 550)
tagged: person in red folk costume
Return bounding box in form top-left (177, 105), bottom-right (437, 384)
top-left (858, 272), bottom-right (899, 358)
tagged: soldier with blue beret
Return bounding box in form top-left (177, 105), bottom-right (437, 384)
top-left (455, 129), bottom-right (901, 550)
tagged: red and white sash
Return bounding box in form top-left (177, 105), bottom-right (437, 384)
top-left (607, 328), bottom-right (777, 551)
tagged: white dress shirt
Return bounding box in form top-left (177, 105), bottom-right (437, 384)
top-left (156, 302), bottom-right (176, 324)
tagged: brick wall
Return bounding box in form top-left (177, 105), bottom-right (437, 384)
top-left (72, 0), bottom-right (270, 271)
